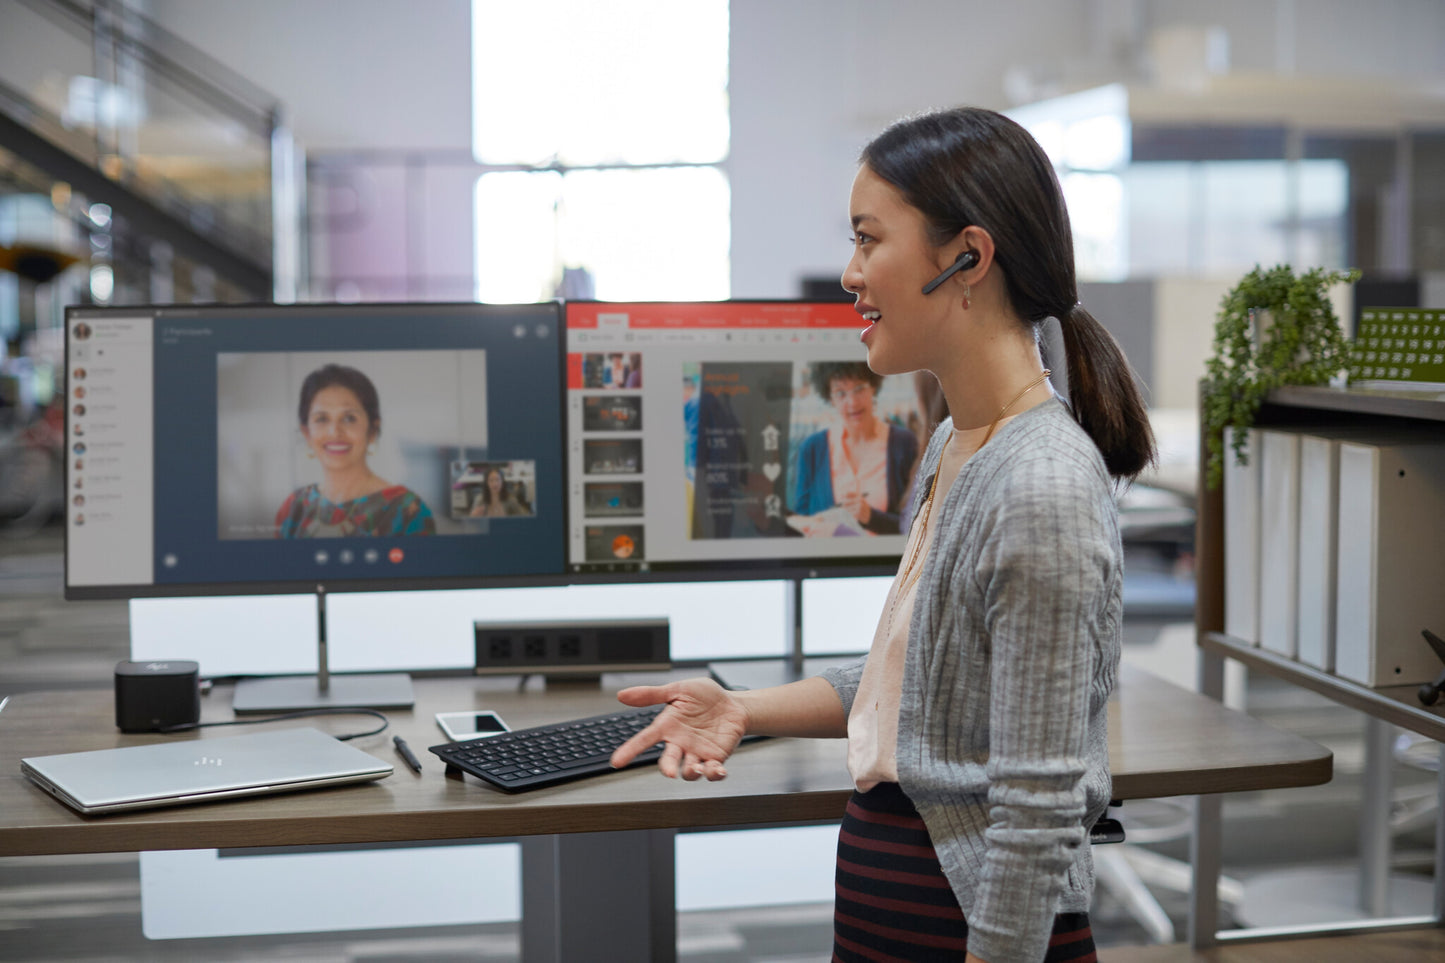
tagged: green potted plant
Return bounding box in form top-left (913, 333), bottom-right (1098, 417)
top-left (1201, 264), bottom-right (1360, 490)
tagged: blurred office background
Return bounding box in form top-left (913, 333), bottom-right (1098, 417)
top-left (1, 1), bottom-right (1443, 959)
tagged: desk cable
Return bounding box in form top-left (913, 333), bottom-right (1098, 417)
top-left (157, 707), bottom-right (390, 741)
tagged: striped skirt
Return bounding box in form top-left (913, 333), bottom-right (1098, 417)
top-left (834, 782), bottom-right (1097, 962)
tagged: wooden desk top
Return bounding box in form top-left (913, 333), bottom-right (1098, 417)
top-left (0, 663), bottom-right (1331, 857)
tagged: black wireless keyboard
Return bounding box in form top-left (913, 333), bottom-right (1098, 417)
top-left (428, 704), bottom-right (666, 792)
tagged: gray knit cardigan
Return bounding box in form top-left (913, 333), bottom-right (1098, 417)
top-left (821, 397), bottom-right (1122, 963)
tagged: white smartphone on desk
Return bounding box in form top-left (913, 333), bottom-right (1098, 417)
top-left (435, 711), bottom-right (510, 743)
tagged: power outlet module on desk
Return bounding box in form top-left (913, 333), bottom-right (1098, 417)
top-left (472, 617), bottom-right (669, 682)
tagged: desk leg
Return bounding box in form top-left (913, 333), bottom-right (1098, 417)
top-left (1189, 646), bottom-right (1226, 948)
top-left (520, 829), bottom-right (677, 963)
top-left (1436, 744), bottom-right (1445, 926)
top-left (1188, 793), bottom-right (1222, 948)
top-left (1359, 716), bottom-right (1394, 917)
top-left (1196, 646), bottom-right (1225, 703)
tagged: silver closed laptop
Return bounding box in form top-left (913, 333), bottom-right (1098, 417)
top-left (21, 727), bottom-right (393, 815)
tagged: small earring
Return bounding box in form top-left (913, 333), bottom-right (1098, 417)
top-left (962, 282), bottom-right (971, 310)
top-left (306, 449), bottom-right (316, 459)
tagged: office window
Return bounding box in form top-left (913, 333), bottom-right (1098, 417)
top-left (1062, 172), bottom-right (1127, 281)
top-left (1126, 160), bottom-right (1349, 277)
top-left (472, 0), bottom-right (730, 302)
top-left (1010, 86), bottom-right (1352, 280)
top-left (474, 166), bottom-right (730, 303)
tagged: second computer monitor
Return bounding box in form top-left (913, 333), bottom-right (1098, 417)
top-left (564, 301), bottom-right (926, 578)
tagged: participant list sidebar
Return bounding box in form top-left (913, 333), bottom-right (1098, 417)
top-left (66, 316), bottom-right (155, 588)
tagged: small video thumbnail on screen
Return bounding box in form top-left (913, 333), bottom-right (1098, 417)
top-left (582, 438), bottom-right (642, 475)
top-left (582, 395), bottom-right (643, 432)
top-left (683, 359), bottom-right (924, 541)
top-left (579, 351), bottom-right (643, 389)
top-left (449, 460), bottom-right (537, 519)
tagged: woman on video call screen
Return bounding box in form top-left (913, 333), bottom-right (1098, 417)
top-left (274, 363), bottom-right (436, 537)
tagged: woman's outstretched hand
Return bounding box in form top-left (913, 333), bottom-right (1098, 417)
top-left (609, 678), bottom-right (748, 781)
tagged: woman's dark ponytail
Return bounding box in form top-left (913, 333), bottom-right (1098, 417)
top-left (1057, 303), bottom-right (1155, 481)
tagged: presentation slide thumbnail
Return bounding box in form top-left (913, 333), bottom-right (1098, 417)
top-left (584, 481), bottom-right (644, 518)
top-left (578, 351), bottom-right (643, 389)
top-left (582, 395), bottom-right (643, 432)
top-left (583, 438), bottom-right (642, 475)
top-left (585, 524), bottom-right (644, 562)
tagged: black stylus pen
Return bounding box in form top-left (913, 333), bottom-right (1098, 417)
top-left (393, 735), bottom-right (423, 773)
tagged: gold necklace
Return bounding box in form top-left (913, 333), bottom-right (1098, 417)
top-left (885, 369), bottom-right (1051, 634)
top-left (978, 369), bottom-right (1052, 448)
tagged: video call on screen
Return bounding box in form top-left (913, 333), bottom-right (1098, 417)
top-left (65, 303), bottom-right (565, 596)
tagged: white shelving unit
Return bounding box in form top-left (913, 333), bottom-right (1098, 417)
top-left (1191, 385), bottom-right (1445, 952)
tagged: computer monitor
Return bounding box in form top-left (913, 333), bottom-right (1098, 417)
top-left (63, 302), bottom-right (566, 709)
top-left (564, 301), bottom-right (922, 580)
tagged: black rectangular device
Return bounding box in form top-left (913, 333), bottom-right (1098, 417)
top-left (472, 617), bottom-right (670, 679)
top-left (113, 658), bottom-right (201, 732)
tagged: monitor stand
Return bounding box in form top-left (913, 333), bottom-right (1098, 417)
top-left (232, 585), bottom-right (415, 713)
top-left (708, 577), bottom-right (863, 690)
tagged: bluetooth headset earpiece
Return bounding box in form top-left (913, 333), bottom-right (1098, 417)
top-left (921, 250), bottom-right (979, 295)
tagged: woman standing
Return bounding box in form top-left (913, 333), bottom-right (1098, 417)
top-left (275, 364), bottom-right (436, 537)
top-left (611, 106), bottom-right (1153, 963)
top-left (792, 361), bottom-right (918, 535)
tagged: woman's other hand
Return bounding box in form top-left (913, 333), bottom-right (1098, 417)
top-left (610, 678), bottom-right (748, 781)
